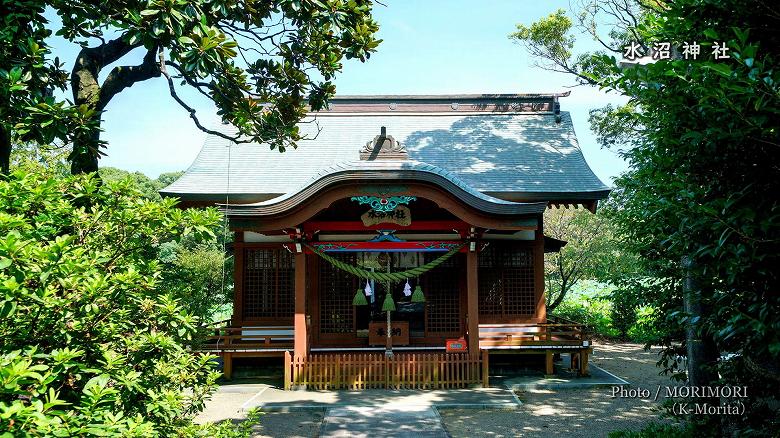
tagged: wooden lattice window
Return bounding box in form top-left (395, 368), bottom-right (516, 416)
top-left (478, 244), bottom-right (535, 318)
top-left (319, 253), bottom-right (358, 334)
top-left (243, 248), bottom-right (295, 319)
top-left (422, 253), bottom-right (462, 334)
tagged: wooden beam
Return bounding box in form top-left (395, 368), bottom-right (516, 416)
top-left (303, 220), bottom-right (468, 233)
top-left (466, 249), bottom-right (479, 357)
top-left (294, 252), bottom-right (308, 357)
top-left (293, 241), bottom-right (465, 253)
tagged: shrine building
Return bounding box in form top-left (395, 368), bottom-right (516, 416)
top-left (161, 94), bottom-right (610, 389)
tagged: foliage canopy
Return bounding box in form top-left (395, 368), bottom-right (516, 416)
top-left (0, 170), bottom-right (226, 435)
top-left (1, 0), bottom-right (381, 174)
top-left (514, 0), bottom-right (780, 433)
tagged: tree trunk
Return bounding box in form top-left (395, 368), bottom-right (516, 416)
top-left (68, 39), bottom-right (158, 175)
top-left (0, 125), bottom-right (10, 176)
top-left (70, 47), bottom-right (103, 175)
top-left (70, 120), bottom-right (101, 175)
top-left (547, 284), bottom-right (568, 312)
top-left (682, 255), bottom-right (719, 387)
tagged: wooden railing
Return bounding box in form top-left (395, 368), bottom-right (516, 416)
top-left (284, 351), bottom-right (489, 390)
top-left (479, 317), bottom-right (590, 349)
top-left (201, 325), bottom-right (294, 352)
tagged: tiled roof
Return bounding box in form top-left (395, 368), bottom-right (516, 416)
top-left (224, 160), bottom-right (548, 217)
top-left (161, 110), bottom-right (609, 203)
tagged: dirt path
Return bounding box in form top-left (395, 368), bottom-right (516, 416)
top-left (438, 342), bottom-right (675, 438)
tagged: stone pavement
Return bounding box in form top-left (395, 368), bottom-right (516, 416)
top-left (319, 406), bottom-right (447, 438)
top-left (197, 360), bottom-right (627, 435)
top-left (242, 386), bottom-right (521, 411)
top-left (493, 355), bottom-right (629, 390)
top-left (241, 387), bottom-right (521, 437)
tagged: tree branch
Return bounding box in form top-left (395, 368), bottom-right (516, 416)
top-left (159, 51), bottom-right (249, 144)
top-left (98, 46), bottom-right (161, 110)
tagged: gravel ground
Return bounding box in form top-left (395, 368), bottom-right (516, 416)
top-left (438, 342), bottom-right (675, 438)
top-left (248, 410), bottom-right (325, 438)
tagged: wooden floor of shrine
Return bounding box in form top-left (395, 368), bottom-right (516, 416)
top-left (201, 317), bottom-right (592, 387)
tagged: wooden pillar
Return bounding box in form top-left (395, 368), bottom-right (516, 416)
top-left (545, 350), bottom-right (554, 376)
top-left (535, 217), bottom-right (546, 322)
top-left (284, 351), bottom-right (291, 390)
top-left (580, 349), bottom-right (590, 377)
top-left (466, 250), bottom-right (480, 357)
top-left (232, 232), bottom-right (244, 327)
top-left (223, 353), bottom-right (233, 380)
top-left (481, 349), bottom-right (489, 387)
top-left (294, 251), bottom-right (307, 357)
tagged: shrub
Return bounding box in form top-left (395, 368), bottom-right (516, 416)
top-left (552, 281), bottom-right (666, 343)
top-left (0, 171), bottom-right (228, 435)
top-left (609, 422), bottom-right (694, 438)
top-left (552, 281), bottom-right (619, 338)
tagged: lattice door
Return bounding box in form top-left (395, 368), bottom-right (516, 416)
top-left (422, 253), bottom-right (463, 335)
top-left (243, 248), bottom-right (294, 319)
top-left (478, 244), bottom-right (535, 318)
top-left (318, 253), bottom-right (358, 334)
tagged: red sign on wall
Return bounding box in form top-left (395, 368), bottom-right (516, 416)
top-left (445, 338), bottom-right (468, 353)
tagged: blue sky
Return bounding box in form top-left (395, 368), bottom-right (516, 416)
top-left (48, 1), bottom-right (628, 184)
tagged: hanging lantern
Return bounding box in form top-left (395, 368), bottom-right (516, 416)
top-left (364, 280), bottom-right (373, 297)
top-left (402, 279), bottom-right (412, 297)
top-left (353, 288), bottom-right (368, 306)
top-left (411, 284), bottom-right (425, 303)
top-left (381, 292), bottom-right (396, 312)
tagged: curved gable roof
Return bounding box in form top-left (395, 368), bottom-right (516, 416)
top-left (160, 95), bottom-right (610, 205)
top-left (224, 160), bottom-right (547, 217)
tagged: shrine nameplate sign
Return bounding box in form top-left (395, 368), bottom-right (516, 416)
top-left (361, 206), bottom-right (411, 227)
top-left (368, 321), bottom-right (410, 346)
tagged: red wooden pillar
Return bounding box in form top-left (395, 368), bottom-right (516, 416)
top-left (294, 251), bottom-right (308, 357)
top-left (535, 216), bottom-right (547, 322)
top-left (232, 232), bottom-right (244, 327)
top-left (466, 249), bottom-right (479, 357)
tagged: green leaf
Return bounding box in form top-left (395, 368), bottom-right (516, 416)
top-left (705, 63), bottom-right (732, 77)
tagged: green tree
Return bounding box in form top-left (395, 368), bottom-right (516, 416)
top-left (47, 0), bottom-right (381, 173)
top-left (100, 166), bottom-right (165, 199)
top-left (0, 169), bottom-right (227, 435)
top-left (157, 170), bottom-right (185, 188)
top-left (513, 1), bottom-right (780, 433)
top-left (10, 149), bottom-right (231, 325)
top-left (544, 207), bottom-right (614, 311)
top-left (0, 2), bottom-right (92, 175)
top-left (159, 238), bottom-right (232, 325)
top-left (8, 142), bottom-right (70, 177)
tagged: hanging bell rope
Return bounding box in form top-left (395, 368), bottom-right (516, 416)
top-left (304, 243), bottom-right (466, 283)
